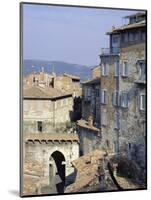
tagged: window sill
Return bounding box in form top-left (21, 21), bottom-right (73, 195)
top-left (121, 75), bottom-right (128, 78)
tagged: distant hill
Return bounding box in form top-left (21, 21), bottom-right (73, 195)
top-left (23, 59), bottom-right (92, 81)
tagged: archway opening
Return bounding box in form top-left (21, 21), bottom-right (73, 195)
top-left (50, 151), bottom-right (65, 193)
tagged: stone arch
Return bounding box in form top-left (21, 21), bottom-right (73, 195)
top-left (49, 150), bottom-right (66, 193)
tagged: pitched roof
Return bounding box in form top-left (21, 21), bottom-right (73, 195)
top-left (65, 150), bottom-right (109, 193)
top-left (82, 77), bottom-right (100, 85)
top-left (63, 73), bottom-right (80, 80)
top-left (77, 119), bottom-right (100, 133)
top-left (24, 133), bottom-right (79, 143)
top-left (107, 20), bottom-right (146, 35)
top-left (23, 86), bottom-right (72, 99)
top-left (124, 12), bottom-right (146, 19)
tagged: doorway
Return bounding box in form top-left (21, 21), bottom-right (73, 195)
top-left (49, 151), bottom-right (65, 193)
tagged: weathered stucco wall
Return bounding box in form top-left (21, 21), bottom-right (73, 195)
top-left (25, 140), bottom-right (79, 187)
top-left (23, 96), bottom-right (73, 133)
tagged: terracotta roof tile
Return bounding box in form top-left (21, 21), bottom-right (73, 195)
top-left (77, 119), bottom-right (100, 132)
top-left (23, 86), bottom-right (72, 99)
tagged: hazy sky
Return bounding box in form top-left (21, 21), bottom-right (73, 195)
top-left (23, 4), bottom-right (137, 66)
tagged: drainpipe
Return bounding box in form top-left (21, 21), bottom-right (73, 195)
top-left (117, 57), bottom-right (120, 154)
top-left (53, 100), bottom-right (55, 127)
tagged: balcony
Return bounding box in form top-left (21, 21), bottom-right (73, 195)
top-left (83, 96), bottom-right (91, 103)
top-left (135, 74), bottom-right (146, 85)
top-left (100, 47), bottom-right (120, 56)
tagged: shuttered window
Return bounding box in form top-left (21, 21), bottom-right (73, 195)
top-left (101, 89), bottom-right (108, 104)
top-left (114, 61), bottom-right (120, 76)
top-left (102, 63), bottom-right (109, 76)
top-left (122, 61), bottom-right (129, 77)
top-left (140, 94), bottom-right (146, 111)
top-left (112, 91), bottom-right (120, 106)
top-left (121, 91), bottom-right (129, 108)
top-left (114, 112), bottom-right (120, 129)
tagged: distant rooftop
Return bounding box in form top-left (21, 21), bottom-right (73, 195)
top-left (23, 85), bottom-right (72, 99)
top-left (82, 77), bottom-right (100, 85)
top-left (63, 73), bottom-right (80, 80)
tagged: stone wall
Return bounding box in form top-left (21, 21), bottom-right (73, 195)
top-left (23, 96), bottom-right (73, 133)
top-left (119, 43), bottom-right (146, 169)
top-left (77, 127), bottom-right (101, 155)
top-left (24, 140), bottom-right (79, 191)
top-left (100, 55), bottom-right (120, 153)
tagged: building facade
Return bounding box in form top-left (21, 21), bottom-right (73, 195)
top-left (23, 86), bottom-right (74, 133)
top-left (77, 65), bottom-right (101, 156)
top-left (100, 12), bottom-right (146, 169)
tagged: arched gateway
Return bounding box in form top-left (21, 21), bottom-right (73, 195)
top-left (49, 151), bottom-right (65, 193)
top-left (24, 133), bottom-right (79, 194)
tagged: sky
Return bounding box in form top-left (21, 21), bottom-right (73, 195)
top-left (23, 4), bottom-right (138, 66)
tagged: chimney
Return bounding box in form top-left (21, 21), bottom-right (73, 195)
top-left (88, 116), bottom-right (93, 127)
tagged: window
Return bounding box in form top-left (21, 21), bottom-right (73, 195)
top-left (129, 32), bottom-right (134, 42)
top-left (141, 30), bottom-right (145, 41)
top-left (123, 33), bottom-right (128, 43)
top-left (112, 35), bottom-right (119, 43)
top-left (102, 63), bottom-right (109, 76)
top-left (114, 61), bottom-right (120, 76)
top-left (138, 60), bottom-right (146, 81)
top-left (140, 94), bottom-right (146, 111)
top-left (95, 89), bottom-right (100, 97)
top-left (134, 32), bottom-right (139, 41)
top-left (101, 89), bottom-right (108, 104)
top-left (101, 109), bottom-right (107, 126)
top-left (121, 91), bottom-right (129, 108)
top-left (112, 91), bottom-right (120, 106)
top-left (122, 61), bottom-right (128, 77)
top-left (114, 112), bottom-right (120, 129)
top-left (37, 121), bottom-right (43, 132)
top-left (128, 143), bottom-right (131, 150)
top-left (114, 141), bottom-right (118, 153)
top-left (106, 140), bottom-right (110, 148)
top-left (86, 88), bottom-right (91, 97)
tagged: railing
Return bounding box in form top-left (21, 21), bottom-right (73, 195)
top-left (84, 96), bottom-right (91, 102)
top-left (101, 47), bottom-right (120, 55)
top-left (135, 74), bottom-right (146, 84)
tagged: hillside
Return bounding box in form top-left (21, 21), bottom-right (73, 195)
top-left (23, 59), bottom-right (92, 81)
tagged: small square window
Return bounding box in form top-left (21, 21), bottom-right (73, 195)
top-left (37, 121), bottom-right (43, 132)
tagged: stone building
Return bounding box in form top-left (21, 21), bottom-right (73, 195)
top-left (23, 133), bottom-right (79, 195)
top-left (100, 12), bottom-right (146, 169)
top-left (24, 70), bottom-right (81, 97)
top-left (23, 85), bottom-right (74, 133)
top-left (82, 77), bottom-right (101, 127)
top-left (91, 65), bottom-right (101, 79)
top-left (77, 66), bottom-right (101, 156)
top-left (54, 73), bottom-right (81, 97)
top-left (22, 85), bottom-right (80, 195)
top-left (23, 67), bottom-right (55, 88)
